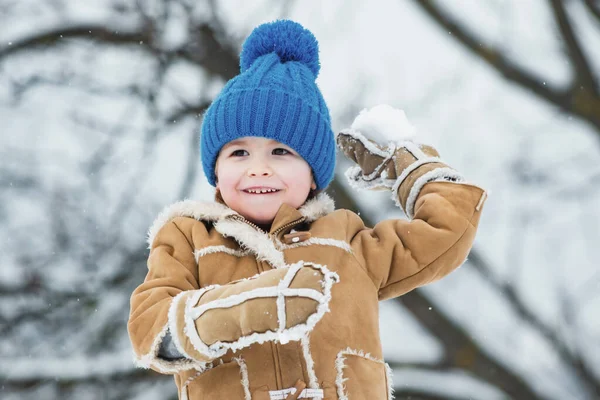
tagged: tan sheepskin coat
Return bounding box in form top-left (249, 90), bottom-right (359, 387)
top-left (128, 180), bottom-right (487, 399)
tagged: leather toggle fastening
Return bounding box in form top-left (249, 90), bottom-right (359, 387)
top-left (285, 379), bottom-right (307, 400)
top-left (283, 231), bottom-right (311, 244)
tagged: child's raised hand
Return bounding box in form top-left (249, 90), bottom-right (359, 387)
top-left (336, 131), bottom-right (399, 191)
top-left (336, 105), bottom-right (466, 217)
top-left (336, 105), bottom-right (441, 192)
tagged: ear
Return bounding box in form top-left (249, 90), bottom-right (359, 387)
top-left (214, 167), bottom-right (220, 188)
top-left (214, 159), bottom-right (219, 186)
top-left (310, 179), bottom-right (317, 190)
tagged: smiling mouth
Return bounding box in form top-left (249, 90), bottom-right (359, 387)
top-left (242, 188), bottom-right (281, 194)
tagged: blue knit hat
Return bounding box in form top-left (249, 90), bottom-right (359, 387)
top-left (200, 20), bottom-right (335, 190)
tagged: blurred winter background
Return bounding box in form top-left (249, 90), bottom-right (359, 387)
top-left (1, 0), bottom-right (599, 399)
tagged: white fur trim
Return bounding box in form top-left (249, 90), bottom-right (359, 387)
top-left (276, 289), bottom-right (287, 332)
top-left (338, 128), bottom-right (394, 158)
top-left (400, 141), bottom-right (427, 159)
top-left (335, 348), bottom-right (394, 400)
top-left (183, 261), bottom-right (339, 359)
top-left (476, 190), bottom-right (488, 211)
top-left (147, 200), bottom-right (235, 248)
top-left (359, 146), bottom-right (396, 182)
top-left (269, 388), bottom-right (324, 399)
top-left (276, 263), bottom-right (302, 332)
top-left (299, 192), bottom-right (335, 222)
top-left (301, 336), bottom-right (319, 389)
top-left (335, 350), bottom-right (349, 400)
top-left (180, 370), bottom-right (204, 400)
top-left (344, 165), bottom-right (396, 191)
top-left (385, 362), bottom-right (395, 400)
top-left (188, 264), bottom-right (322, 324)
top-left (215, 218), bottom-right (286, 267)
top-left (403, 167), bottom-right (465, 219)
top-left (392, 157), bottom-right (443, 192)
top-left (194, 246), bottom-right (250, 262)
top-left (188, 287), bottom-right (324, 320)
top-left (168, 291), bottom-right (206, 363)
top-left (276, 237), bottom-right (353, 253)
top-left (147, 193), bottom-right (335, 248)
top-left (183, 287), bottom-right (228, 360)
top-left (234, 357), bottom-right (252, 400)
top-left (132, 323), bottom-right (201, 374)
top-left (133, 296), bottom-right (212, 374)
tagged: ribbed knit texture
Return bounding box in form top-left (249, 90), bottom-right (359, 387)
top-left (200, 20), bottom-right (335, 190)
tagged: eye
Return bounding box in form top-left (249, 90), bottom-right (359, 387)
top-left (272, 148), bottom-right (291, 156)
top-left (231, 149), bottom-right (248, 157)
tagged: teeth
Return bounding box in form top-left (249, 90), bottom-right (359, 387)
top-left (246, 188), bottom-right (278, 193)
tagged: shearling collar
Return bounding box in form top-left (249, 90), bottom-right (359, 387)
top-left (147, 192), bottom-right (335, 248)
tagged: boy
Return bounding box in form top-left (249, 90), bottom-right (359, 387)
top-left (128, 20), bottom-right (486, 400)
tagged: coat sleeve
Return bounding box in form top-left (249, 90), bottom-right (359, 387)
top-left (347, 181), bottom-right (487, 300)
top-left (128, 217), bottom-right (203, 374)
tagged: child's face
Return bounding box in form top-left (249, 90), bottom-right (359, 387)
top-left (215, 137), bottom-right (317, 226)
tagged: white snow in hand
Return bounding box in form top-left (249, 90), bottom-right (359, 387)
top-left (351, 104), bottom-right (417, 143)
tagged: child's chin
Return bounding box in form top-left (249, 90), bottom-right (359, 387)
top-left (231, 197), bottom-right (283, 223)
top-left (244, 211), bottom-right (276, 225)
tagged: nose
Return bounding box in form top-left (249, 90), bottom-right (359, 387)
top-left (247, 160), bottom-right (273, 177)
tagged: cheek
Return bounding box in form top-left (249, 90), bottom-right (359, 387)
top-left (280, 160), bottom-right (313, 187)
top-left (215, 164), bottom-right (240, 192)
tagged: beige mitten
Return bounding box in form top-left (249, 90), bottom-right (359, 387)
top-left (337, 105), bottom-right (464, 218)
top-left (168, 262), bottom-right (338, 363)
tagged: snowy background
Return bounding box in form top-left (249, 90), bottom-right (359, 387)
top-left (1, 0), bottom-right (600, 399)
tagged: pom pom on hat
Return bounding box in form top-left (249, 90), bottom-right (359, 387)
top-left (240, 20), bottom-right (320, 78)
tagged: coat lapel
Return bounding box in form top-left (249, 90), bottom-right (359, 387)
top-left (148, 192), bottom-right (336, 268)
top-left (214, 193), bottom-right (335, 268)
top-left (214, 217), bottom-right (286, 267)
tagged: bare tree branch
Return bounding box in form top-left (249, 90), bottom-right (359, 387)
top-left (411, 1), bottom-right (563, 100)
top-left (467, 248), bottom-right (600, 394)
top-left (391, 389), bottom-right (463, 400)
top-left (166, 101), bottom-right (210, 123)
top-left (176, 113), bottom-right (205, 201)
top-left (411, 0), bottom-right (600, 134)
top-left (548, 0), bottom-right (598, 95)
top-left (584, 0), bottom-right (600, 25)
top-left (386, 361), bottom-right (446, 370)
top-left (2, 363), bottom-right (147, 385)
top-left (0, 25), bottom-right (149, 59)
top-left (397, 289), bottom-right (545, 399)
top-left (0, 21), bottom-right (239, 81)
top-left (177, 23), bottom-right (239, 80)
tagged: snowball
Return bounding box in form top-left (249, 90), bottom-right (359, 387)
top-left (350, 104), bottom-right (417, 144)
